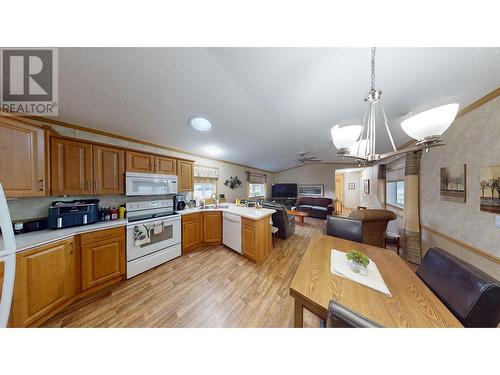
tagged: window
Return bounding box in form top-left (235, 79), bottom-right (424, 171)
top-left (249, 183), bottom-right (265, 198)
top-left (193, 182), bottom-right (216, 201)
top-left (387, 180), bottom-right (404, 207)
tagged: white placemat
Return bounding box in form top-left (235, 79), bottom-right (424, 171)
top-left (331, 250), bottom-right (391, 296)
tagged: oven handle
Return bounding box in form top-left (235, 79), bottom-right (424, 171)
top-left (127, 216), bottom-right (180, 227)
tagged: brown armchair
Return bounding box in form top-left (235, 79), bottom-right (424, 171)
top-left (348, 209), bottom-right (397, 248)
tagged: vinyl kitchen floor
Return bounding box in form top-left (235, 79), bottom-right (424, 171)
top-left (42, 217), bottom-right (410, 328)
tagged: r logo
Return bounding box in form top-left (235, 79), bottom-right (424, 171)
top-left (2, 49), bottom-right (53, 101)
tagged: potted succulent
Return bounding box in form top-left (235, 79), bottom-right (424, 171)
top-left (346, 250), bottom-right (370, 276)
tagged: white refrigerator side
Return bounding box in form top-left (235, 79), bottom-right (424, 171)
top-left (0, 183), bottom-right (16, 328)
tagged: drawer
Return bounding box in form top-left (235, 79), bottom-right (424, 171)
top-left (182, 213), bottom-right (201, 223)
top-left (80, 226), bottom-right (125, 246)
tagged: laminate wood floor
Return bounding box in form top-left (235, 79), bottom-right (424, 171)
top-left (42, 217), bottom-right (412, 328)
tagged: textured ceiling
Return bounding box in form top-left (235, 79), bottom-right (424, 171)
top-left (56, 48), bottom-right (500, 171)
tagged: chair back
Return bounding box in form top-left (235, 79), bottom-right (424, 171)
top-left (417, 248), bottom-right (500, 327)
top-left (327, 300), bottom-right (383, 328)
top-left (348, 209), bottom-right (397, 247)
top-left (326, 216), bottom-right (363, 244)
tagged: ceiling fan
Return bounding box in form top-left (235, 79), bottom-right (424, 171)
top-left (297, 151), bottom-right (321, 165)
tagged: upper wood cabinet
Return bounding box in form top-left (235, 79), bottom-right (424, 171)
top-left (202, 211), bottom-right (222, 244)
top-left (80, 227), bottom-right (125, 292)
top-left (11, 238), bottom-right (76, 327)
top-left (0, 119), bottom-right (47, 198)
top-left (93, 145), bottom-right (125, 195)
top-left (126, 151), bottom-right (155, 173)
top-left (126, 151), bottom-right (179, 176)
top-left (182, 213), bottom-right (202, 253)
top-left (51, 137), bottom-right (93, 196)
top-left (156, 156), bottom-right (177, 175)
top-left (177, 160), bottom-right (194, 192)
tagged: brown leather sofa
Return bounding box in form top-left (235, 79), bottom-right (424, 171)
top-left (296, 197), bottom-right (334, 219)
top-left (347, 209), bottom-right (397, 248)
top-left (417, 248), bottom-right (500, 327)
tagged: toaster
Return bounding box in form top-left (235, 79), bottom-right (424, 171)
top-left (48, 199), bottom-right (100, 229)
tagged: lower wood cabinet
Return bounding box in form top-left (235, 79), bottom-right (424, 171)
top-left (182, 213), bottom-right (202, 253)
top-left (241, 217), bottom-right (272, 264)
top-left (80, 228), bottom-right (125, 292)
top-left (202, 212), bottom-right (222, 244)
top-left (9, 227), bottom-right (126, 327)
top-left (11, 238), bottom-right (76, 327)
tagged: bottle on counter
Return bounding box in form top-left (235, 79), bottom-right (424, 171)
top-left (99, 208), bottom-right (105, 221)
top-left (104, 207), bottom-right (111, 221)
top-left (111, 207), bottom-right (118, 221)
top-left (119, 205), bottom-right (126, 220)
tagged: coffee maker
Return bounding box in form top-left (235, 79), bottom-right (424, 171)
top-left (175, 195), bottom-right (186, 211)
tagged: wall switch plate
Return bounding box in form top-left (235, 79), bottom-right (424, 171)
top-left (496, 215), bottom-right (500, 228)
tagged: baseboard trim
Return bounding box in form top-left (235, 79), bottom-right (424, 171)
top-left (421, 224), bottom-right (500, 265)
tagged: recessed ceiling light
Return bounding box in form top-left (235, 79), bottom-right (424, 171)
top-left (189, 116), bottom-right (213, 132)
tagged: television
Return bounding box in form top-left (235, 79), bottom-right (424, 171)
top-left (272, 183), bottom-right (298, 198)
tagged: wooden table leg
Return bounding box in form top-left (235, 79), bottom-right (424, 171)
top-left (293, 298), bottom-right (304, 328)
top-left (297, 216), bottom-right (304, 226)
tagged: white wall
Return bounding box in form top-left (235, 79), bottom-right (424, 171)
top-left (340, 172), bottom-right (361, 209)
top-left (274, 163), bottom-right (353, 199)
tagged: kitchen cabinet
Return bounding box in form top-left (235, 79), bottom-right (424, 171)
top-left (93, 145), bottom-right (125, 195)
top-left (156, 156), bottom-right (177, 175)
top-left (177, 160), bottom-right (194, 192)
top-left (241, 217), bottom-right (272, 264)
top-left (202, 211), bottom-right (222, 244)
top-left (80, 227), bottom-right (125, 292)
top-left (11, 238), bottom-right (76, 327)
top-left (126, 151), bottom-right (155, 173)
top-left (181, 213), bottom-right (202, 253)
top-left (0, 118), bottom-right (47, 198)
top-left (51, 137), bottom-right (93, 196)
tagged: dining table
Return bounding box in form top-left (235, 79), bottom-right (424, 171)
top-left (289, 234), bottom-right (463, 328)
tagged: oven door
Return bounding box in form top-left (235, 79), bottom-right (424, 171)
top-left (126, 216), bottom-right (181, 261)
top-left (125, 173), bottom-right (177, 196)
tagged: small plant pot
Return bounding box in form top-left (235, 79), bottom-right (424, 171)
top-left (350, 261), bottom-right (368, 276)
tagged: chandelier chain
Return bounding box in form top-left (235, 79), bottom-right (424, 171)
top-left (370, 47), bottom-right (376, 91)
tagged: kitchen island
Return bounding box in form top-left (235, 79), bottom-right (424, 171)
top-left (177, 204), bottom-right (276, 263)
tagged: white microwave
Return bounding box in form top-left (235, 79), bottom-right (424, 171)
top-left (125, 172), bottom-right (178, 196)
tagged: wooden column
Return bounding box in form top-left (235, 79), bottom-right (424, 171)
top-left (402, 151), bottom-right (422, 264)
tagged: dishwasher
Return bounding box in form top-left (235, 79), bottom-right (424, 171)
top-left (223, 212), bottom-right (242, 253)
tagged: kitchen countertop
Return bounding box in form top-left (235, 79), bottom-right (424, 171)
top-left (0, 219), bottom-right (127, 254)
top-left (176, 203), bottom-right (276, 220)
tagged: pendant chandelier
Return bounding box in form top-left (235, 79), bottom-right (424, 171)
top-left (330, 48), bottom-right (459, 165)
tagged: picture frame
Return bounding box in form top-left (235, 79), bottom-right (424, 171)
top-left (479, 165), bottom-right (500, 213)
top-left (298, 184), bottom-right (324, 196)
top-left (348, 182), bottom-right (356, 190)
top-left (364, 179), bottom-right (370, 194)
top-left (440, 164), bottom-right (466, 203)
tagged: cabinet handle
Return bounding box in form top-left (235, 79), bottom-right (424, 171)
top-left (87, 181), bottom-right (91, 191)
top-left (38, 179), bottom-right (45, 191)
top-left (94, 181), bottom-right (98, 192)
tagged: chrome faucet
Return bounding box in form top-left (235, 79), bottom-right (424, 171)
top-left (211, 193), bottom-right (218, 208)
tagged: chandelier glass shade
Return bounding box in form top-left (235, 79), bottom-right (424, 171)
top-left (401, 103), bottom-right (459, 143)
top-left (330, 125), bottom-right (362, 152)
top-left (330, 48), bottom-right (459, 164)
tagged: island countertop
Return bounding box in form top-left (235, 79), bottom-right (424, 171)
top-left (176, 204), bottom-right (276, 220)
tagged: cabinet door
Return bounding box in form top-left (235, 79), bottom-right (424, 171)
top-left (202, 212), bottom-right (222, 244)
top-left (126, 151), bottom-right (155, 173)
top-left (81, 237), bottom-right (125, 291)
top-left (177, 160), bottom-right (194, 192)
top-left (51, 137), bottom-right (92, 195)
top-left (241, 222), bottom-right (256, 262)
top-left (182, 213), bottom-right (202, 253)
top-left (155, 156), bottom-right (177, 175)
top-left (11, 238), bottom-right (75, 327)
top-left (93, 145), bottom-right (125, 195)
top-left (0, 119), bottom-right (46, 198)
